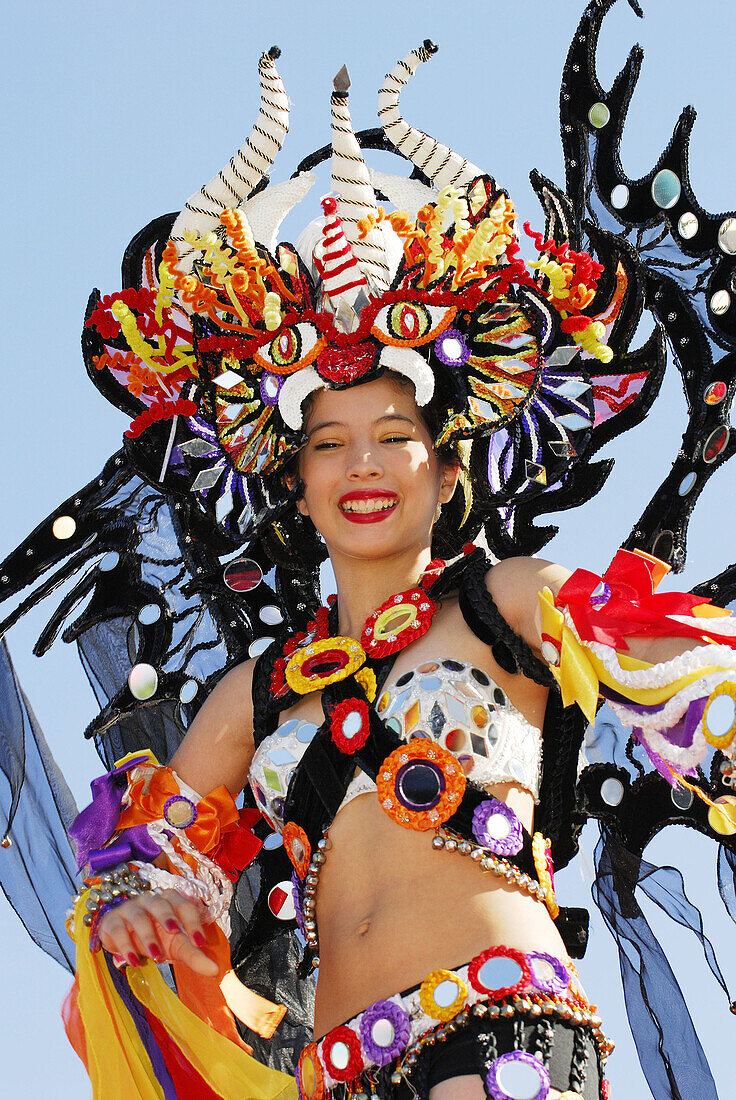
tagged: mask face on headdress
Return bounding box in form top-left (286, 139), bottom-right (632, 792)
top-left (84, 41), bottom-right (635, 548)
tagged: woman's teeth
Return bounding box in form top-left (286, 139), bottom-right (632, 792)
top-left (340, 498), bottom-right (396, 513)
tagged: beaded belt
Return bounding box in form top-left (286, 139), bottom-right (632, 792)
top-left (297, 947), bottom-right (610, 1099)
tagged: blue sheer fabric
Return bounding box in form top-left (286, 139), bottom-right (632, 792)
top-left (593, 825), bottom-right (734, 1100)
top-left (0, 638), bottom-right (79, 971)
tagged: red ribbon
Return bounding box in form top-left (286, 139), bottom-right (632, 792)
top-left (556, 549), bottom-right (734, 650)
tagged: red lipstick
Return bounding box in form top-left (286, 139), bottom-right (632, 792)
top-left (338, 490), bottom-right (399, 524)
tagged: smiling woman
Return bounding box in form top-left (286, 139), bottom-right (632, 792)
top-left (293, 378), bottom-right (459, 581)
top-left (2, 2), bottom-right (736, 1100)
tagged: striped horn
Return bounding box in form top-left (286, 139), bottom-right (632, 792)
top-left (378, 42), bottom-right (482, 191)
top-left (170, 47), bottom-right (289, 273)
top-left (331, 66), bottom-right (390, 293)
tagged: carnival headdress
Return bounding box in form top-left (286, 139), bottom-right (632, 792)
top-left (81, 40), bottom-right (645, 559)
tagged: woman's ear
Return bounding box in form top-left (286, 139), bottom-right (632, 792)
top-left (438, 461), bottom-right (461, 505)
top-left (285, 474), bottom-right (310, 517)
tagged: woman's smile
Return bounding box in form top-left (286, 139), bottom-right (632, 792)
top-left (295, 375), bottom-right (457, 565)
top-left (338, 489), bottom-right (399, 522)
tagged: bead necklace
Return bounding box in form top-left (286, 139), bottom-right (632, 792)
top-left (270, 558), bottom-right (445, 698)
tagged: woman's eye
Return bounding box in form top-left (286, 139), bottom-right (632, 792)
top-left (254, 322), bottom-right (323, 373)
top-left (371, 301), bottom-right (455, 346)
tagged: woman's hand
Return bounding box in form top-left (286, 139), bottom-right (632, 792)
top-left (97, 889), bottom-right (219, 976)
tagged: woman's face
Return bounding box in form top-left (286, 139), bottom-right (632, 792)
top-left (296, 377), bottom-right (457, 567)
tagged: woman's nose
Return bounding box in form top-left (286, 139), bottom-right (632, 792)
top-left (346, 443), bottom-right (383, 478)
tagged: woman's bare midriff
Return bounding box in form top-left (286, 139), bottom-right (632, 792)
top-left (268, 590), bottom-right (564, 1037)
top-left (312, 786), bottom-right (567, 1037)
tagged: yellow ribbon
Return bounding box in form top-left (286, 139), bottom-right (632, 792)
top-left (538, 588), bottom-right (723, 723)
top-left (70, 892), bottom-right (297, 1100)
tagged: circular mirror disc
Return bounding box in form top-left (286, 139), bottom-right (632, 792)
top-left (341, 711), bottom-right (363, 739)
top-left (138, 603), bottom-right (162, 625)
top-left (52, 516), bottom-right (76, 540)
top-left (329, 1042), bottom-right (350, 1071)
top-left (371, 1019), bottom-right (396, 1048)
top-left (600, 777), bottom-right (624, 806)
top-left (223, 558), bottom-right (263, 592)
top-left (711, 290), bottom-right (731, 316)
top-left (703, 427), bottom-right (730, 464)
top-left (433, 979), bottom-right (460, 1008)
top-left (495, 1058), bottom-right (547, 1100)
top-left (705, 693), bottom-right (736, 738)
top-left (477, 956), bottom-right (523, 992)
top-left (260, 605), bottom-right (284, 626)
top-left (611, 184), bottom-right (629, 210)
top-left (179, 679), bottom-right (199, 704)
top-left (651, 169), bottom-right (681, 209)
top-left (678, 472), bottom-right (697, 496)
top-left (678, 211), bottom-right (698, 239)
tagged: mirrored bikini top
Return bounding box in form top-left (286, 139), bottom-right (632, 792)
top-left (249, 659), bottom-right (542, 832)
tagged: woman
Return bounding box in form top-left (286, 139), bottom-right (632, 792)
top-left (46, 18), bottom-right (736, 1100)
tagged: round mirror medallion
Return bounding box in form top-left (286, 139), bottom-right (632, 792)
top-left (703, 426), bottom-right (729, 464)
top-left (718, 218), bottom-right (736, 255)
top-left (703, 686), bottom-right (736, 748)
top-left (704, 381), bottom-right (727, 406)
top-left (678, 211), bottom-right (699, 239)
top-left (128, 663), bottom-right (158, 700)
top-left (678, 472), bottom-right (696, 496)
top-left (651, 168), bottom-right (681, 209)
top-left (600, 777), bottom-right (624, 806)
top-left (223, 558), bottom-right (263, 592)
top-left (52, 515), bottom-right (76, 540)
top-left (588, 102), bottom-right (610, 128)
top-left (711, 290), bottom-right (731, 316)
top-left (610, 184), bottom-right (629, 210)
top-left (486, 1052), bottom-right (550, 1100)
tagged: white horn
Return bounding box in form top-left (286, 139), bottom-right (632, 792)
top-left (331, 65), bottom-right (390, 293)
top-left (378, 345), bottom-right (435, 406)
top-left (378, 42), bottom-right (482, 191)
top-left (170, 47), bottom-right (290, 272)
top-left (278, 366), bottom-right (325, 430)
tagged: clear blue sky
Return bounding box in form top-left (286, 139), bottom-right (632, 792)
top-left (1, 0), bottom-right (735, 1096)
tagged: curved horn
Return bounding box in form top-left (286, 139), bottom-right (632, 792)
top-left (378, 42), bottom-right (482, 191)
top-left (170, 47), bottom-right (289, 272)
top-left (331, 66), bottom-right (390, 293)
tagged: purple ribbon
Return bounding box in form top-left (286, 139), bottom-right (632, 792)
top-left (87, 825), bottom-right (161, 873)
top-left (69, 754), bottom-right (152, 871)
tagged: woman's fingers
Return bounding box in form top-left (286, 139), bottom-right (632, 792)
top-left (165, 931), bottom-right (219, 976)
top-left (98, 908), bottom-right (142, 964)
top-left (96, 890), bottom-right (216, 973)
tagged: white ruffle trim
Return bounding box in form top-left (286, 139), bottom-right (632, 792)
top-left (562, 610), bottom-right (736, 772)
top-left (142, 823), bottom-right (233, 936)
top-left (562, 610), bottom-right (736, 688)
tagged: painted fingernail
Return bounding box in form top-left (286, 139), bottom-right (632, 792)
top-left (193, 931), bottom-right (207, 949)
top-left (148, 943), bottom-right (163, 961)
top-left (113, 954), bottom-right (126, 967)
top-left (164, 919), bottom-right (181, 934)
top-left (127, 952), bottom-right (141, 967)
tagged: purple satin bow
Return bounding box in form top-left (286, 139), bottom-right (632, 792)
top-left (69, 754), bottom-right (154, 871)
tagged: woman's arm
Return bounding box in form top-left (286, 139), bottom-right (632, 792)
top-left (97, 658), bottom-right (258, 971)
top-left (487, 555), bottom-right (704, 664)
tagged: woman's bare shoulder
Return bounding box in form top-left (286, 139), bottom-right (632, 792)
top-left (485, 556), bottom-right (572, 649)
top-left (169, 657), bottom-right (259, 797)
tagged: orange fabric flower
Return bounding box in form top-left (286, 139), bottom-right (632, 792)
top-left (117, 765), bottom-right (261, 877)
